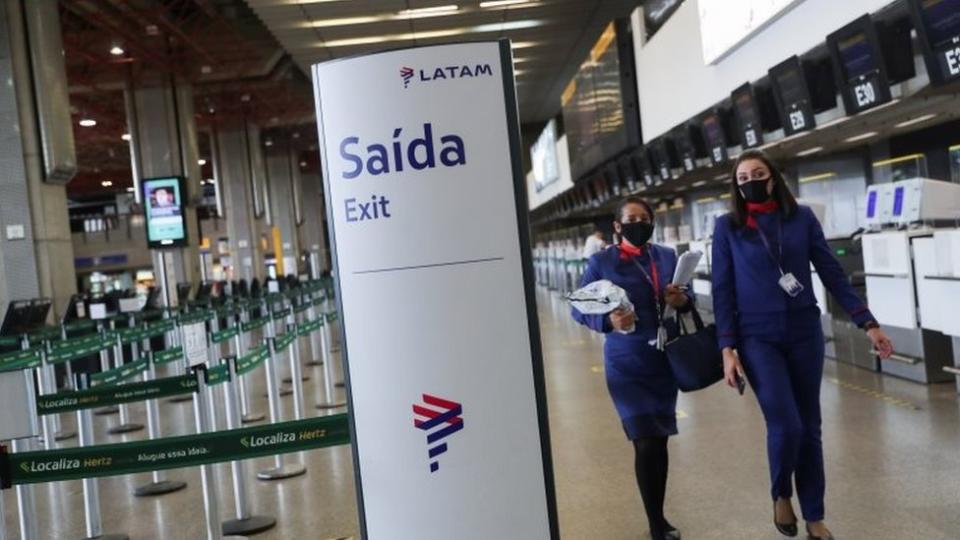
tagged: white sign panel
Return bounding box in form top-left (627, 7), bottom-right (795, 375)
top-left (698, 0), bottom-right (804, 64)
top-left (182, 322), bottom-right (208, 367)
top-left (312, 41), bottom-right (556, 539)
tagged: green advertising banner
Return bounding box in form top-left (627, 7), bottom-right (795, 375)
top-left (117, 326), bottom-right (149, 345)
top-left (297, 318), bottom-right (322, 336)
top-left (271, 307), bottom-right (292, 321)
top-left (152, 347), bottom-right (183, 365)
top-left (325, 312), bottom-right (339, 323)
top-left (240, 318), bottom-right (268, 333)
top-left (89, 356), bottom-right (150, 386)
top-left (35, 375), bottom-right (197, 415)
top-left (46, 335), bottom-right (114, 365)
top-left (210, 326), bottom-right (239, 344)
top-left (205, 364), bottom-right (230, 386)
top-left (0, 348), bottom-right (42, 373)
top-left (145, 318), bottom-right (176, 338)
top-left (236, 344), bottom-right (269, 375)
top-left (178, 310), bottom-right (214, 326)
top-left (273, 332), bottom-right (295, 352)
top-left (293, 303), bottom-right (310, 315)
top-left (0, 414), bottom-right (350, 486)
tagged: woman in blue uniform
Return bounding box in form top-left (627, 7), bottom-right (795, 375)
top-left (572, 197), bottom-right (692, 540)
top-left (711, 150), bottom-right (894, 540)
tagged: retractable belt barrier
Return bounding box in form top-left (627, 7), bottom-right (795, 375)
top-left (0, 413), bottom-right (350, 488)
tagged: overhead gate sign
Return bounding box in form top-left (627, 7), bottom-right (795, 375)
top-left (311, 41), bottom-right (558, 539)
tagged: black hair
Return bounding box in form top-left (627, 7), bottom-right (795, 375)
top-left (614, 196), bottom-right (654, 223)
top-left (728, 149), bottom-right (798, 227)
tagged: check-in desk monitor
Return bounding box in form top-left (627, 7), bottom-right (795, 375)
top-left (864, 183), bottom-right (896, 228)
top-left (890, 177), bottom-right (960, 225)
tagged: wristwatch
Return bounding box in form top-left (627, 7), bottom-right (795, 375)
top-left (863, 320), bottom-right (880, 332)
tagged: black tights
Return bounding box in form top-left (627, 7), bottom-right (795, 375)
top-left (633, 437), bottom-right (672, 537)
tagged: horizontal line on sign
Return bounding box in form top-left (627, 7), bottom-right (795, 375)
top-left (353, 257), bottom-right (504, 275)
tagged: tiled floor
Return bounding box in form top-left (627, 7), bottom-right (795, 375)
top-left (2, 289), bottom-right (959, 539)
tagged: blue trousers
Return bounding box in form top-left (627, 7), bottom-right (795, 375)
top-left (739, 320), bottom-right (826, 522)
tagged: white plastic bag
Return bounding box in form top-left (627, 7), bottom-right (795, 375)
top-left (565, 280), bottom-right (635, 334)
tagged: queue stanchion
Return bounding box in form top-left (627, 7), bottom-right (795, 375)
top-left (206, 314), bottom-right (222, 432)
top-left (75, 373), bottom-right (129, 540)
top-left (34, 354), bottom-right (57, 450)
top-left (93, 324), bottom-right (119, 416)
top-left (133, 342), bottom-right (188, 497)
top-left (50, 326), bottom-right (76, 441)
top-left (235, 307), bottom-right (264, 424)
top-left (315, 298), bottom-right (345, 411)
top-left (286, 319), bottom-right (306, 422)
top-left (10, 336), bottom-right (39, 540)
top-left (256, 314), bottom-right (306, 481)
top-left (168, 309), bottom-right (194, 404)
top-left (220, 356), bottom-right (276, 536)
top-left (107, 319), bottom-right (144, 435)
top-left (190, 366), bottom-right (245, 540)
top-left (305, 291), bottom-right (323, 369)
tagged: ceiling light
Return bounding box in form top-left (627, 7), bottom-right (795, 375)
top-left (121, 133), bottom-right (131, 141)
top-left (292, 132), bottom-right (300, 139)
top-left (481, 0), bottom-right (536, 7)
top-left (200, 65), bottom-right (212, 74)
top-left (713, 173), bottom-right (727, 180)
top-left (398, 5), bottom-right (459, 16)
top-left (110, 45), bottom-right (124, 56)
top-left (265, 139), bottom-right (274, 147)
top-left (198, 159), bottom-right (207, 166)
top-left (101, 180), bottom-right (113, 187)
top-left (691, 180), bottom-right (708, 187)
top-left (843, 131), bottom-right (878, 143)
top-left (796, 146), bottom-right (824, 157)
top-left (79, 118), bottom-right (96, 127)
top-left (894, 113), bottom-right (937, 129)
top-left (511, 41), bottom-right (538, 49)
top-left (299, 161), bottom-right (307, 167)
top-left (126, 187), bottom-right (135, 192)
top-left (321, 20), bottom-right (546, 48)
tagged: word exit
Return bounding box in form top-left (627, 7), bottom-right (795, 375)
top-left (345, 195), bottom-right (392, 223)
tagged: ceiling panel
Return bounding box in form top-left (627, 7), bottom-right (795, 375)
top-left (244, 0), bottom-right (640, 122)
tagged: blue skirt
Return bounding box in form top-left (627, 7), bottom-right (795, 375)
top-left (604, 335), bottom-right (679, 439)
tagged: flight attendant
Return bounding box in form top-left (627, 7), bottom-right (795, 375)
top-left (572, 197), bottom-right (692, 540)
top-left (711, 150), bottom-right (894, 540)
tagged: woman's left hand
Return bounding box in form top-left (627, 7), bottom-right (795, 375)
top-left (664, 284), bottom-right (689, 308)
top-left (867, 327), bottom-right (894, 359)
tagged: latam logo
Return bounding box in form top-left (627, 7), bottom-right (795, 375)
top-left (399, 64), bottom-right (494, 89)
top-left (412, 394), bottom-right (464, 473)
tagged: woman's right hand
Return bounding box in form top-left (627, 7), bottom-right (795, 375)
top-left (608, 308), bottom-right (636, 331)
top-left (722, 347), bottom-right (744, 389)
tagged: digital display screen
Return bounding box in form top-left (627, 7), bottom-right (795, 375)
top-left (142, 177), bottom-right (187, 248)
top-left (920, 0), bottom-right (960, 49)
top-left (867, 190), bottom-right (877, 218)
top-left (702, 114), bottom-right (725, 149)
top-left (893, 186), bottom-right (904, 216)
top-left (838, 32), bottom-right (877, 79)
top-left (561, 22), bottom-right (634, 180)
top-left (734, 88), bottom-right (760, 129)
top-left (530, 119), bottom-right (559, 192)
top-left (776, 65), bottom-right (808, 107)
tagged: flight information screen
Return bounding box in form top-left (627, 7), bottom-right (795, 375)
top-left (142, 176), bottom-right (187, 248)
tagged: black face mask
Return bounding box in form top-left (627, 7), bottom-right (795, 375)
top-left (619, 221), bottom-right (654, 247)
top-left (739, 178), bottom-right (772, 203)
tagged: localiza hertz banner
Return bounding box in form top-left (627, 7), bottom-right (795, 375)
top-left (1, 415), bottom-right (350, 486)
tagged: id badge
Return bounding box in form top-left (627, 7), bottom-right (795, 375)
top-left (778, 273), bottom-right (804, 297)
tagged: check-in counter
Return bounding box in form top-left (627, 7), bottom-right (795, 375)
top-left (863, 229), bottom-right (953, 383)
top-left (922, 229), bottom-right (960, 392)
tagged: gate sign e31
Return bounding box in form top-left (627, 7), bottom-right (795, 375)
top-left (311, 41), bottom-right (557, 540)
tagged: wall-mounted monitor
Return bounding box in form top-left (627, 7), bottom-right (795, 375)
top-left (631, 147), bottom-right (656, 187)
top-left (731, 83), bottom-right (764, 148)
top-left (616, 154), bottom-right (638, 192)
top-left (561, 19), bottom-right (641, 180)
top-left (530, 119), bottom-right (560, 192)
top-left (672, 124), bottom-right (704, 173)
top-left (142, 176), bottom-right (188, 249)
top-left (827, 15), bottom-right (892, 115)
top-left (770, 56), bottom-right (816, 135)
top-left (650, 138), bottom-right (678, 182)
top-left (701, 110), bottom-right (730, 165)
top-left (908, 0), bottom-right (960, 85)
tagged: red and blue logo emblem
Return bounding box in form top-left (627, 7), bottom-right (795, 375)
top-left (400, 66), bottom-right (414, 88)
top-left (413, 394), bottom-right (463, 473)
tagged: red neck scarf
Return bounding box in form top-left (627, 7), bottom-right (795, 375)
top-left (745, 200), bottom-right (779, 229)
top-left (618, 241), bottom-right (644, 260)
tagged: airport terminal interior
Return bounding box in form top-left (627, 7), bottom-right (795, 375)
top-left (0, 0), bottom-right (959, 539)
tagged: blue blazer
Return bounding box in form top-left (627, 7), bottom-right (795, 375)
top-left (711, 205), bottom-right (874, 350)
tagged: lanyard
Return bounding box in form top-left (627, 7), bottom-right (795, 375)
top-left (755, 217), bottom-right (786, 277)
top-left (629, 253), bottom-right (662, 318)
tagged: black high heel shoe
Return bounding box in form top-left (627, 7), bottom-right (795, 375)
top-left (774, 501), bottom-right (798, 537)
top-left (806, 524), bottom-right (835, 540)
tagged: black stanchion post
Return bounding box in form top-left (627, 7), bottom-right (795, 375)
top-left (220, 356), bottom-right (276, 536)
top-left (256, 321), bottom-right (306, 481)
top-left (133, 349), bottom-right (187, 497)
top-left (75, 373), bottom-right (129, 540)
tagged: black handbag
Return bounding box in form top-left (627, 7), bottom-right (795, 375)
top-left (664, 308), bottom-right (723, 392)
